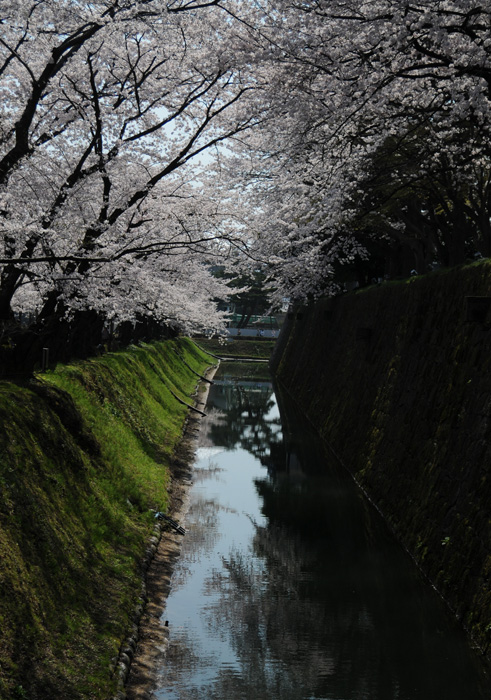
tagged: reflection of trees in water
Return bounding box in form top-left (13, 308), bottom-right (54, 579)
top-left (197, 408), bottom-right (227, 450)
top-left (199, 511), bottom-right (437, 700)
top-left (169, 503), bottom-right (403, 700)
top-left (197, 522), bottom-right (337, 700)
top-left (192, 460), bottom-right (223, 484)
top-left (158, 384), bottom-right (489, 700)
top-left (172, 463), bottom-right (235, 589)
top-left (205, 383), bottom-right (282, 464)
top-left (187, 499), bottom-right (237, 561)
top-left (159, 626), bottom-right (214, 700)
top-left (193, 426), bottom-right (481, 700)
top-left (242, 396), bottom-right (491, 700)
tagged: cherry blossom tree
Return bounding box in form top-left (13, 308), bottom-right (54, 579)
top-left (4, 0), bottom-right (491, 363)
top-left (221, 0), bottom-right (491, 301)
top-left (0, 0), bottom-right (266, 366)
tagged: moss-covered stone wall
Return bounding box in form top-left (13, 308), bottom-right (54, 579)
top-left (271, 262), bottom-right (491, 657)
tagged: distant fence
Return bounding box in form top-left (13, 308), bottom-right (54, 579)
top-left (226, 328), bottom-right (279, 338)
top-left (226, 313), bottom-right (280, 328)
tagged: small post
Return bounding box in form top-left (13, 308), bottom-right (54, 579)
top-left (41, 347), bottom-right (49, 371)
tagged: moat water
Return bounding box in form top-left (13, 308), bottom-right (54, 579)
top-left (152, 362), bottom-right (490, 699)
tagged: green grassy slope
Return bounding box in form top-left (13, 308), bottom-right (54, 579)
top-left (0, 338), bottom-right (214, 700)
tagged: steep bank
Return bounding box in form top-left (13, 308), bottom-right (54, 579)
top-left (0, 339), bottom-right (214, 700)
top-left (271, 261), bottom-right (491, 658)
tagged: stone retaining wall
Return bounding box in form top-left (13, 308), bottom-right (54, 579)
top-left (271, 263), bottom-right (491, 657)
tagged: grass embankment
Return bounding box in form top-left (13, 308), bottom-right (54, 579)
top-left (0, 338), bottom-right (214, 700)
top-left (196, 336), bottom-right (276, 360)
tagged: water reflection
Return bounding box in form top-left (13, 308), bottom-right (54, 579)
top-left (204, 372), bottom-right (282, 464)
top-left (154, 364), bottom-right (490, 700)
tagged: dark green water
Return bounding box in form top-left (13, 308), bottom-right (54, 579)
top-left (154, 363), bottom-right (490, 699)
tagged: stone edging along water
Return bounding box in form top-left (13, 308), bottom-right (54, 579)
top-left (110, 362), bottom-right (219, 700)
